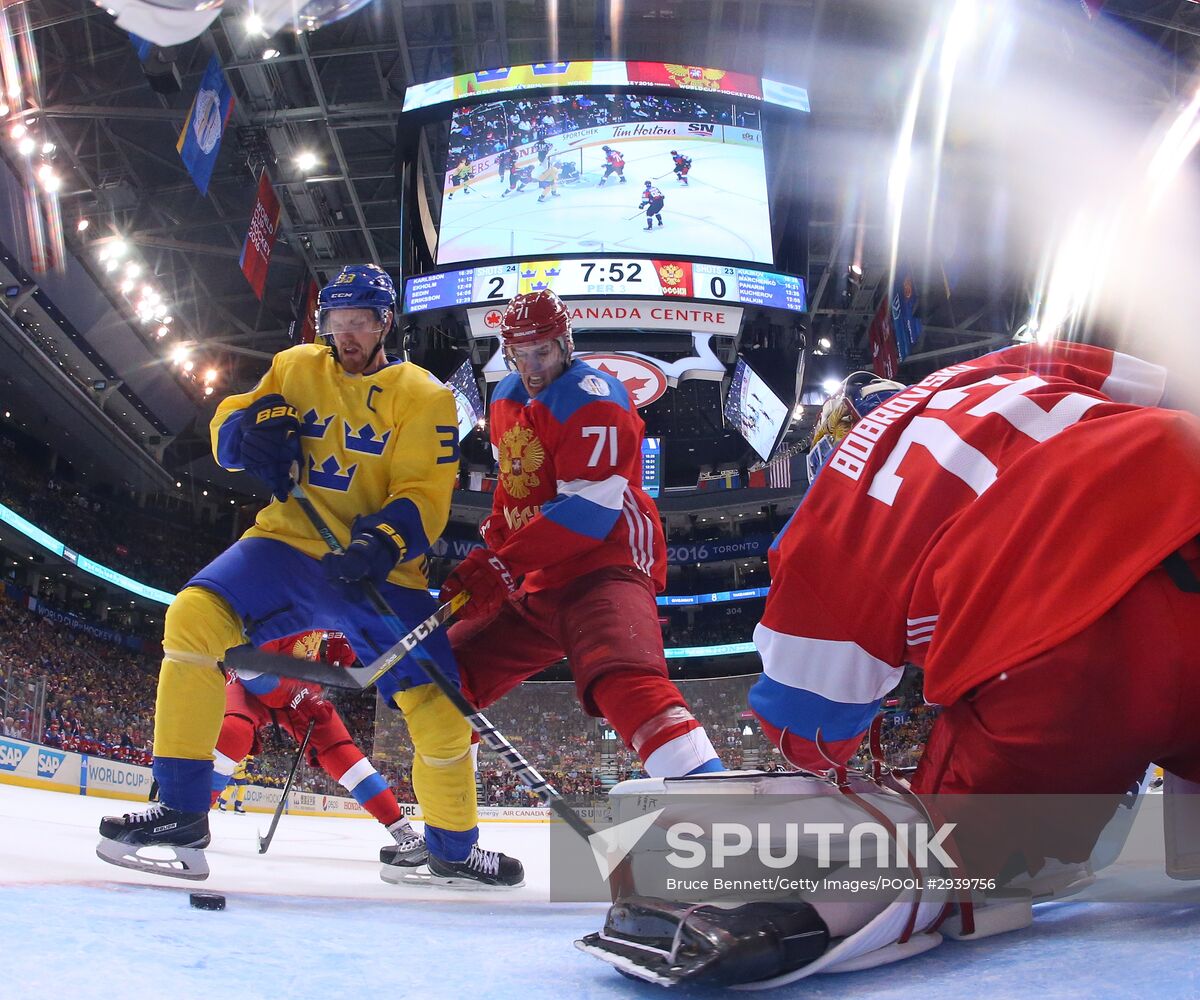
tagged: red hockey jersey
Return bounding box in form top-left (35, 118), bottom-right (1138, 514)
top-left (485, 359), bottom-right (666, 593)
top-left (750, 342), bottom-right (1200, 770)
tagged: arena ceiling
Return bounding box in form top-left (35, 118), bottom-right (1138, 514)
top-left (6, 0), bottom-right (1200, 485)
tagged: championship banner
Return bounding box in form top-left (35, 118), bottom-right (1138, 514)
top-left (625, 62), bottom-right (763, 100)
top-left (239, 171), bottom-right (281, 299)
top-left (868, 294), bottom-right (901, 379)
top-left (176, 54), bottom-right (234, 196)
top-left (890, 268), bottom-right (923, 359)
top-left (292, 277), bottom-right (319, 344)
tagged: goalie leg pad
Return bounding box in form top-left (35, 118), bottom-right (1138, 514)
top-left (575, 895), bottom-right (830, 987)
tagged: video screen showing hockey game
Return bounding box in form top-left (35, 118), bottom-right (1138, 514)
top-left (436, 92), bottom-right (773, 265)
top-left (723, 357), bottom-right (790, 462)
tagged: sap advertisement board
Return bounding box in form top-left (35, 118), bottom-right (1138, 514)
top-left (0, 735), bottom-right (82, 787)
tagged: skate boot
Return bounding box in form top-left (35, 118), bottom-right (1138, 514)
top-left (379, 819), bottom-right (430, 873)
top-left (233, 801), bottom-right (246, 815)
top-left (96, 802), bottom-right (211, 880)
top-left (216, 800), bottom-right (227, 811)
top-left (551, 190), bottom-right (561, 197)
top-left (644, 224), bottom-right (653, 231)
top-left (425, 845), bottom-right (525, 890)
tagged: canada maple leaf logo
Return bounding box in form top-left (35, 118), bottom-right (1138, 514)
top-left (597, 363), bottom-right (650, 399)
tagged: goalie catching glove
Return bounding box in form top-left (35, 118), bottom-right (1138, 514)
top-left (439, 547), bottom-right (517, 621)
top-left (576, 896), bottom-right (829, 988)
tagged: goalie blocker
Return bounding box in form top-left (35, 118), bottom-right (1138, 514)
top-left (576, 770), bottom-right (1035, 988)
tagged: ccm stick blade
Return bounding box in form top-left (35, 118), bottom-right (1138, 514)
top-left (220, 592), bottom-right (469, 690)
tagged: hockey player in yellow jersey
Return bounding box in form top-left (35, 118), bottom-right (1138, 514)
top-left (98, 264), bottom-right (522, 888)
top-left (214, 755), bottom-right (251, 814)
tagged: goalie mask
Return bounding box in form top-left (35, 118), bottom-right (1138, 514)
top-left (806, 371), bottom-right (905, 483)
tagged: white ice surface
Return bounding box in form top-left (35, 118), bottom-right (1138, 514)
top-left (436, 139), bottom-right (773, 265)
top-left (2, 782), bottom-right (1199, 1000)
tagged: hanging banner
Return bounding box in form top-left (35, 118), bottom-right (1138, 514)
top-left (176, 54), bottom-right (234, 196)
top-left (868, 294), bottom-right (901, 379)
top-left (239, 171), bottom-right (281, 299)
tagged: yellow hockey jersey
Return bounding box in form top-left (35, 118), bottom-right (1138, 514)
top-left (211, 344), bottom-right (459, 591)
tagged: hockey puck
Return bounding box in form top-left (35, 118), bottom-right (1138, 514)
top-left (189, 892), bottom-right (226, 911)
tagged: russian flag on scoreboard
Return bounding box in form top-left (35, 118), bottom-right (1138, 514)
top-left (176, 55), bottom-right (234, 197)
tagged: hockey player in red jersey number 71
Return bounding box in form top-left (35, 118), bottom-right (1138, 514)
top-left (751, 342), bottom-right (1200, 876)
top-left (441, 289), bottom-right (724, 780)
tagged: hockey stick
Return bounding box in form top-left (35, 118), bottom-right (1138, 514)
top-left (215, 592), bottom-right (470, 690)
top-left (627, 211), bottom-right (645, 221)
top-left (257, 717), bottom-right (316, 854)
top-left (287, 482), bottom-right (601, 847)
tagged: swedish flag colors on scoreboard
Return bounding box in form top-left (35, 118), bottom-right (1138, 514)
top-left (176, 55), bottom-right (235, 196)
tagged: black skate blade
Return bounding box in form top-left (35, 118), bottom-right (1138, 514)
top-left (96, 838), bottom-right (210, 881)
top-left (574, 934), bottom-right (686, 987)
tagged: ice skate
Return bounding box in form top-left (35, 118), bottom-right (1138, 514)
top-left (378, 818), bottom-right (430, 877)
top-left (426, 845), bottom-right (524, 889)
top-left (96, 803), bottom-right (211, 881)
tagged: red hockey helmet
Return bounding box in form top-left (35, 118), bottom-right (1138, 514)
top-left (499, 289), bottom-right (573, 353)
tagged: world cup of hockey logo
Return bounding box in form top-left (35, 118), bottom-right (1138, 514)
top-left (499, 425), bottom-right (545, 499)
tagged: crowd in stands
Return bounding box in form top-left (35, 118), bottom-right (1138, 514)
top-left (1, 582), bottom-right (939, 806)
top-left (0, 597), bottom-right (155, 763)
top-left (447, 92), bottom-right (759, 170)
top-left (0, 441), bottom-right (228, 594)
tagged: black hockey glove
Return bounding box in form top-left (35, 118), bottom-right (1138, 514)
top-left (238, 394), bottom-right (302, 502)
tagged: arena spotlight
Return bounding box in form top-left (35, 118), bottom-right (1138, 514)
top-left (76, 219), bottom-right (89, 232)
top-left (16, 136), bottom-right (35, 156)
top-left (295, 150), bottom-right (319, 172)
top-left (822, 377), bottom-right (843, 395)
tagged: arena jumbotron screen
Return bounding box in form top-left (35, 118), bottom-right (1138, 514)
top-left (436, 92), bottom-right (773, 266)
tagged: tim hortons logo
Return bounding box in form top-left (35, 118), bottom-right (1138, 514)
top-left (580, 353), bottom-right (668, 408)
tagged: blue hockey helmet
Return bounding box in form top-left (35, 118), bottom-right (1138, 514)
top-left (316, 264), bottom-right (396, 366)
top-left (806, 371), bottom-right (905, 483)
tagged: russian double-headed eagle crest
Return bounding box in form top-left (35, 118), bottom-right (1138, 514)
top-left (499, 425), bottom-right (545, 499)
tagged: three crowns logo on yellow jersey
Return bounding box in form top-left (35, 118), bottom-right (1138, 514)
top-left (307, 454), bottom-right (357, 492)
top-left (343, 421), bottom-right (392, 456)
top-left (301, 408), bottom-right (334, 438)
top-left (499, 425), bottom-right (545, 500)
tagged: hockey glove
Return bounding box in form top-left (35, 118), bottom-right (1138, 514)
top-left (239, 394), bottom-right (302, 502)
top-left (321, 515), bottom-right (406, 599)
top-left (439, 547), bottom-right (517, 621)
top-left (317, 631), bottom-right (356, 668)
top-left (478, 512), bottom-right (510, 550)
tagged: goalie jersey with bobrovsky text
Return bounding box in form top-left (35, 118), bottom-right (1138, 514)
top-left (487, 358), bottom-right (666, 593)
top-left (750, 342), bottom-right (1200, 771)
top-left (210, 343), bottom-right (460, 592)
